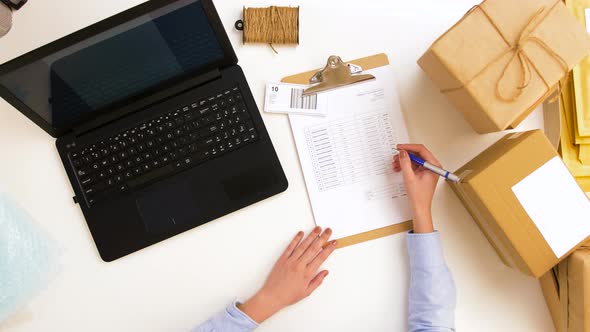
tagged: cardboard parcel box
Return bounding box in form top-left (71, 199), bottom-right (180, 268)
top-left (540, 268), bottom-right (561, 331)
top-left (558, 249), bottom-right (590, 332)
top-left (418, 0), bottom-right (590, 133)
top-left (450, 130), bottom-right (590, 277)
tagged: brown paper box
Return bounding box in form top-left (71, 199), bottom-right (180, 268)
top-left (540, 268), bottom-right (562, 331)
top-left (558, 249), bottom-right (590, 331)
top-left (449, 130), bottom-right (590, 277)
top-left (418, 0), bottom-right (590, 133)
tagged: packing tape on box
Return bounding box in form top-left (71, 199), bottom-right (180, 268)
top-left (0, 191), bottom-right (60, 322)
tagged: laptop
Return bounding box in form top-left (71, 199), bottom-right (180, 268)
top-left (0, 0), bottom-right (288, 261)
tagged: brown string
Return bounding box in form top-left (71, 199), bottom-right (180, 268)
top-left (243, 6), bottom-right (299, 54)
top-left (441, 0), bottom-right (569, 103)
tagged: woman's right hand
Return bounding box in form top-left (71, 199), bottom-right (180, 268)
top-left (393, 144), bottom-right (441, 233)
top-left (239, 227), bottom-right (337, 323)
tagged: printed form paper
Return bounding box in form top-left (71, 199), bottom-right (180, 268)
top-left (512, 156), bottom-right (590, 258)
top-left (289, 65), bottom-right (412, 239)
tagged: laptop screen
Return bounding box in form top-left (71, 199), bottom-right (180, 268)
top-left (0, 0), bottom-right (226, 130)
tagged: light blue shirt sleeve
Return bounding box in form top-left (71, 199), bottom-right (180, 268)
top-left (407, 231), bottom-right (456, 332)
top-left (192, 301), bottom-right (258, 332)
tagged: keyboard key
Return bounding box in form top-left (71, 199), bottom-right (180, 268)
top-left (80, 177), bottom-right (94, 186)
top-left (199, 107), bottom-right (211, 116)
top-left (199, 125), bottom-right (219, 137)
top-left (128, 164), bottom-right (175, 189)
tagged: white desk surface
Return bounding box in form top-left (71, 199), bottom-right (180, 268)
top-left (0, 0), bottom-right (556, 331)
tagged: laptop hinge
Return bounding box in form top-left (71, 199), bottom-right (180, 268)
top-left (72, 68), bottom-right (222, 137)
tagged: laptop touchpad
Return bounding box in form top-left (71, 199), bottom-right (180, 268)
top-left (135, 179), bottom-right (202, 234)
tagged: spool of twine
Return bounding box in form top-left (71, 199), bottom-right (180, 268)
top-left (236, 6), bottom-right (299, 53)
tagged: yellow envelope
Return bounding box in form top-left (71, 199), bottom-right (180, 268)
top-left (560, 81), bottom-right (590, 179)
top-left (567, 0), bottom-right (590, 136)
top-left (581, 144), bottom-right (590, 164)
top-left (578, 175), bottom-right (590, 191)
top-left (564, 73), bottom-right (578, 143)
top-left (571, 80), bottom-right (590, 144)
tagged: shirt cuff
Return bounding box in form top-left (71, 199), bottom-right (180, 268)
top-left (406, 231), bottom-right (447, 269)
top-left (229, 301), bottom-right (259, 328)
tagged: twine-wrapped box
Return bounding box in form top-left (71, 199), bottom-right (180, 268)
top-left (418, 0), bottom-right (590, 134)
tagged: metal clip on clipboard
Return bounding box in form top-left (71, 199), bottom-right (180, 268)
top-left (303, 55), bottom-right (376, 96)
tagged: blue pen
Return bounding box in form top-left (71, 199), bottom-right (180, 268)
top-left (393, 148), bottom-right (460, 183)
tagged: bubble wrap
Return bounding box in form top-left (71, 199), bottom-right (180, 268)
top-left (0, 191), bottom-right (59, 322)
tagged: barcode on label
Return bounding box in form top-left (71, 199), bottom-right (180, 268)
top-left (290, 89), bottom-right (318, 110)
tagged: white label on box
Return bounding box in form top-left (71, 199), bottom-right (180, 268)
top-left (512, 157), bottom-right (590, 258)
top-left (586, 9), bottom-right (590, 33)
top-left (264, 82), bottom-right (328, 116)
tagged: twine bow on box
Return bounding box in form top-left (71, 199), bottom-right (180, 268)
top-left (442, 0), bottom-right (570, 102)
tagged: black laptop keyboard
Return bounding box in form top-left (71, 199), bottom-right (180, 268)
top-left (69, 86), bottom-right (258, 206)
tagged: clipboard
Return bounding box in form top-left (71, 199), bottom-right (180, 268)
top-left (281, 53), bottom-right (413, 249)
